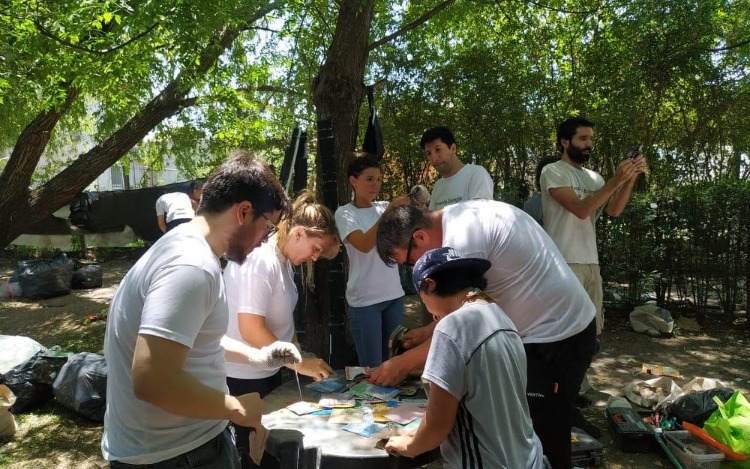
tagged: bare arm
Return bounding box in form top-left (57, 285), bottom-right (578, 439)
top-left (346, 196), bottom-right (411, 253)
top-left (606, 155), bottom-right (646, 217)
top-left (401, 321), bottom-right (437, 349)
top-left (157, 214), bottom-right (167, 233)
top-left (132, 334), bottom-right (261, 427)
top-left (238, 312), bottom-right (278, 348)
top-left (368, 338), bottom-right (431, 386)
top-left (386, 383), bottom-right (459, 457)
top-left (548, 158), bottom-right (640, 220)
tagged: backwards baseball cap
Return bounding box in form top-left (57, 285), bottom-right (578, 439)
top-left (412, 247), bottom-right (491, 291)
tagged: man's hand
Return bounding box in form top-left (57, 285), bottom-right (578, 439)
top-left (368, 356), bottom-right (411, 386)
top-left (630, 154), bottom-right (647, 177)
top-left (614, 157), bottom-right (642, 186)
top-left (292, 357), bottom-right (333, 381)
top-left (260, 341), bottom-right (302, 368)
top-left (228, 392), bottom-right (263, 428)
top-left (400, 325), bottom-right (431, 350)
top-left (385, 434), bottom-right (417, 457)
top-left (389, 195), bottom-right (412, 208)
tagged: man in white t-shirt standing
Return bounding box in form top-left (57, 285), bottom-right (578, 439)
top-left (420, 126), bottom-right (494, 210)
top-left (540, 117), bottom-right (646, 336)
top-left (102, 151), bottom-right (299, 468)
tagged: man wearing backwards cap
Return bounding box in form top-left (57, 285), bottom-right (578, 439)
top-left (373, 199), bottom-right (596, 469)
top-left (385, 247), bottom-right (545, 468)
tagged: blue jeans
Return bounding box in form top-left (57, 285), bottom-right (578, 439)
top-left (348, 297), bottom-right (404, 367)
top-left (109, 427), bottom-right (240, 469)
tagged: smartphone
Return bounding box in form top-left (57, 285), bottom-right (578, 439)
top-left (628, 145), bottom-right (643, 159)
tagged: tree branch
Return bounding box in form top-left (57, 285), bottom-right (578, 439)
top-left (368, 0), bottom-right (456, 51)
top-left (178, 84), bottom-right (308, 107)
top-left (34, 20), bottom-right (160, 55)
top-left (702, 37), bottom-right (750, 52)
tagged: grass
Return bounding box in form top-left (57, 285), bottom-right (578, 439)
top-left (0, 325), bottom-right (107, 468)
top-left (1, 401), bottom-right (105, 469)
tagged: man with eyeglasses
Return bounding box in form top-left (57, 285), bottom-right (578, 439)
top-left (102, 151), bottom-right (301, 469)
top-left (372, 200), bottom-right (597, 469)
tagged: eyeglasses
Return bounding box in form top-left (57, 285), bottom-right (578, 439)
top-left (261, 213), bottom-right (278, 237)
top-left (403, 229), bottom-right (418, 268)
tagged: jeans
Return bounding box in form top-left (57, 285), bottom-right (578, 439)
top-left (109, 427), bottom-right (239, 469)
top-left (348, 297), bottom-right (404, 367)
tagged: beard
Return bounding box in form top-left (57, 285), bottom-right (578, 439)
top-left (224, 225), bottom-right (260, 264)
top-left (224, 245), bottom-right (247, 264)
top-left (568, 143), bottom-right (592, 163)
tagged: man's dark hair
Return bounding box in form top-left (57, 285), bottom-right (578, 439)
top-left (347, 155), bottom-right (381, 179)
top-left (189, 179), bottom-right (205, 192)
top-left (198, 150), bottom-right (290, 218)
top-left (376, 205), bottom-right (432, 266)
top-left (535, 155), bottom-right (561, 191)
top-left (419, 126), bottom-right (456, 149)
top-left (419, 269), bottom-right (488, 297)
top-left (556, 117), bottom-right (595, 151)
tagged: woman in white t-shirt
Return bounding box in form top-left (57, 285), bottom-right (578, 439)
top-left (223, 190), bottom-right (338, 469)
top-left (335, 156), bottom-right (410, 367)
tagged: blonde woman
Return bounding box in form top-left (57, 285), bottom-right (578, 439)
top-left (223, 190), bottom-right (338, 469)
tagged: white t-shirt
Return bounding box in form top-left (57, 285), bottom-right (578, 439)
top-left (155, 192), bottom-right (195, 223)
top-left (429, 164), bottom-right (494, 210)
top-left (102, 223), bottom-right (228, 464)
top-left (335, 201), bottom-right (404, 307)
top-left (424, 301), bottom-right (544, 469)
top-left (540, 160), bottom-right (605, 264)
top-left (442, 200), bottom-right (595, 343)
top-left (223, 240), bottom-right (297, 379)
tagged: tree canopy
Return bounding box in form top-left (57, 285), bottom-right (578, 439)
top-left (2, 0), bottom-right (749, 348)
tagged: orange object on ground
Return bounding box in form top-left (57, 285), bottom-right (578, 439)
top-left (682, 421), bottom-right (748, 461)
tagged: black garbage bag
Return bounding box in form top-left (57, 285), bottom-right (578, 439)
top-left (16, 252), bottom-right (75, 299)
top-left (0, 351), bottom-right (69, 413)
top-left (665, 387), bottom-right (736, 426)
top-left (53, 353), bottom-right (107, 422)
top-left (71, 264), bottom-right (103, 289)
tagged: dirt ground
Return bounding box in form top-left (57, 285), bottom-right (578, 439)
top-left (1, 254), bottom-right (749, 468)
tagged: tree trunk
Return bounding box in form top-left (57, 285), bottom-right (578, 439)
top-left (0, 4), bottom-right (277, 250)
top-left (304, 1), bottom-right (375, 365)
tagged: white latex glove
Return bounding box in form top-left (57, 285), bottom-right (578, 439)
top-left (251, 341), bottom-right (302, 370)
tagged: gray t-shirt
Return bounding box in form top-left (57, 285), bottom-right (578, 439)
top-left (423, 300), bottom-right (544, 468)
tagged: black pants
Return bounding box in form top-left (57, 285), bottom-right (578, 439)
top-left (226, 372), bottom-right (283, 469)
top-left (524, 319), bottom-right (597, 469)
